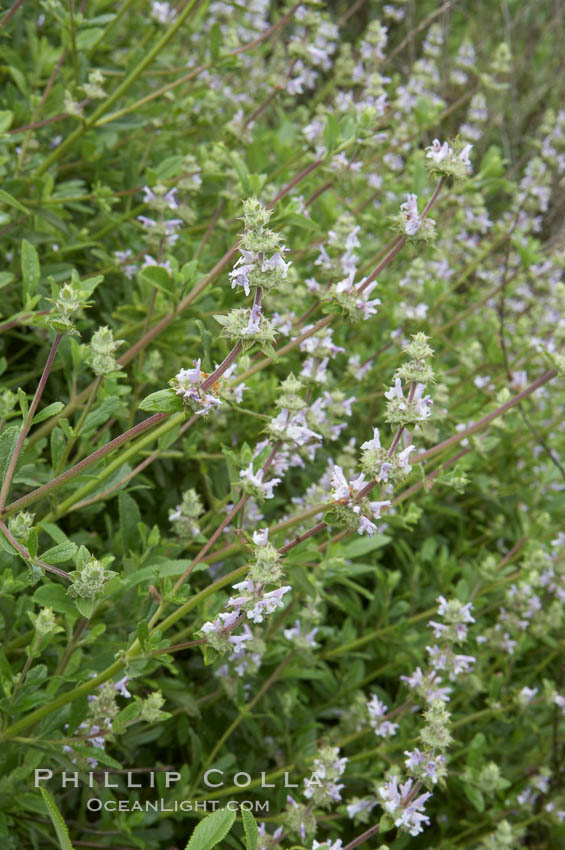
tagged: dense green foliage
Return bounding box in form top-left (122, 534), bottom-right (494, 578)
top-left (0, 1), bottom-right (564, 849)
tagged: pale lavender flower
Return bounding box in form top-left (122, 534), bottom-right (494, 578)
top-left (378, 776), bottom-right (431, 836)
top-left (400, 193), bottom-right (421, 235)
top-left (114, 676), bottom-right (131, 698)
top-left (426, 139), bottom-right (452, 163)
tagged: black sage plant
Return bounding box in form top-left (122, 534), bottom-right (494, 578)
top-left (0, 1), bottom-right (564, 849)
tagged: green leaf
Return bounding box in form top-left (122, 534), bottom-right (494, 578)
top-left (27, 527), bottom-right (38, 559)
top-left (463, 784), bottom-right (485, 812)
top-left (340, 534), bottom-right (390, 559)
top-left (229, 153), bottom-right (251, 194)
top-left (21, 239), bottom-right (40, 300)
top-left (209, 21), bottom-right (223, 60)
top-left (139, 389), bottom-right (184, 413)
top-left (323, 113), bottom-right (339, 153)
top-left (0, 110), bottom-right (14, 133)
top-left (0, 271), bottom-right (14, 290)
top-left (76, 28), bottom-right (104, 50)
top-left (0, 425), bottom-right (20, 482)
top-left (241, 808), bottom-right (258, 850)
top-left (140, 264), bottom-right (175, 295)
top-left (183, 807), bottom-right (236, 850)
top-left (39, 787), bottom-right (75, 850)
top-left (50, 427), bottom-right (67, 469)
top-left (0, 188), bottom-right (30, 215)
top-left (137, 620), bottom-right (149, 650)
top-left (80, 274), bottom-right (104, 298)
top-left (67, 695), bottom-right (89, 736)
top-left (32, 402), bottom-right (64, 425)
top-left (155, 155), bottom-right (184, 179)
top-left (40, 542), bottom-right (78, 565)
top-left (33, 584), bottom-right (77, 617)
top-left (119, 491), bottom-right (141, 554)
top-left (75, 597), bottom-right (95, 619)
top-left (113, 701), bottom-right (141, 733)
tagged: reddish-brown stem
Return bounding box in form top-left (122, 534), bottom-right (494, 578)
top-left (0, 0), bottom-right (25, 28)
top-left (415, 369), bottom-right (557, 465)
top-left (305, 179), bottom-right (333, 207)
top-left (343, 821), bottom-right (380, 850)
top-left (201, 342), bottom-right (243, 390)
top-left (172, 495), bottom-right (248, 593)
top-left (0, 310), bottom-right (50, 334)
top-left (11, 112), bottom-right (71, 134)
top-left (195, 202), bottom-right (224, 259)
top-left (357, 236), bottom-right (405, 294)
top-left (154, 639), bottom-right (205, 654)
top-left (2, 413), bottom-right (168, 516)
top-left (267, 160), bottom-right (323, 209)
top-left (244, 87), bottom-right (281, 128)
top-left (278, 521), bottom-right (328, 554)
top-left (70, 415), bottom-right (198, 511)
top-left (0, 519), bottom-right (71, 580)
top-left (0, 334), bottom-right (62, 509)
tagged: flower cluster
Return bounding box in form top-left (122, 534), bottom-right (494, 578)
top-left (303, 745), bottom-right (348, 808)
top-left (67, 549), bottom-right (116, 603)
top-left (240, 461), bottom-right (281, 502)
top-left (425, 137), bottom-right (473, 180)
top-left (330, 465), bottom-right (391, 536)
top-left (45, 271), bottom-right (95, 336)
top-left (200, 530), bottom-right (290, 654)
top-left (476, 541), bottom-right (565, 655)
top-left (360, 427), bottom-right (415, 484)
top-left (395, 193), bottom-right (437, 240)
top-left (401, 595), bottom-right (476, 703)
top-left (171, 358), bottom-right (222, 416)
top-left (229, 199), bottom-right (291, 293)
top-left (367, 694), bottom-right (399, 738)
top-left (63, 678), bottom-right (129, 768)
top-left (85, 326), bottom-right (123, 376)
top-left (378, 775), bottom-right (432, 836)
top-left (168, 488), bottom-right (204, 539)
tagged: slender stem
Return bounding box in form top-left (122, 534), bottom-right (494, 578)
top-left (149, 437), bottom-right (283, 628)
top-left (278, 521), bottom-right (328, 554)
top-left (197, 651), bottom-right (295, 779)
top-left (0, 0), bottom-right (25, 28)
top-left (34, 0), bottom-right (202, 176)
top-left (2, 412), bottom-right (170, 517)
top-left (54, 376), bottom-right (102, 475)
top-left (0, 520), bottom-right (70, 580)
top-left (415, 369), bottom-right (557, 464)
top-left (70, 415), bottom-right (197, 511)
top-left (356, 236), bottom-right (405, 293)
top-left (201, 342), bottom-right (242, 391)
top-left (0, 334), bottom-right (62, 510)
top-left (11, 638), bottom-right (39, 703)
top-left (55, 618), bottom-right (88, 675)
top-left (343, 821), bottom-right (380, 850)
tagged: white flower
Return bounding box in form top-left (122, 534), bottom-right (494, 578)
top-left (252, 528), bottom-right (269, 546)
top-left (240, 463), bottom-right (281, 499)
top-left (361, 427), bottom-right (381, 451)
top-left (358, 515), bottom-right (377, 536)
top-left (400, 193), bottom-right (421, 235)
top-left (242, 303), bottom-right (262, 335)
top-left (378, 776), bottom-right (431, 836)
top-left (426, 139), bottom-right (453, 163)
top-left (114, 676), bottom-right (131, 698)
top-left (330, 465), bottom-right (350, 502)
top-left (518, 686), bottom-right (538, 704)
